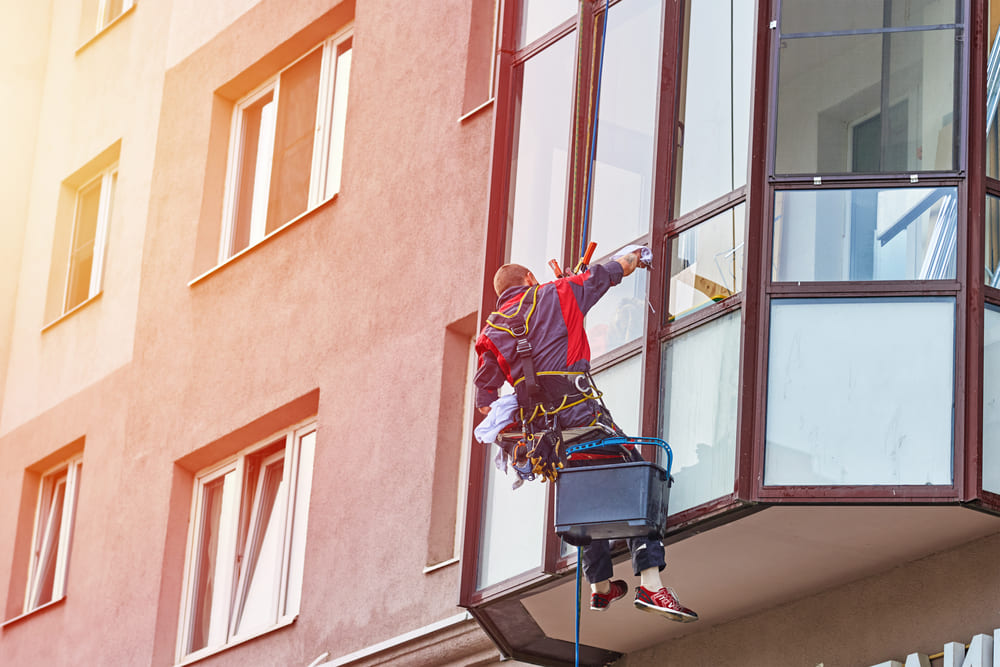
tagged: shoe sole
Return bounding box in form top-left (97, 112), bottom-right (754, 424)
top-left (633, 599), bottom-right (698, 623)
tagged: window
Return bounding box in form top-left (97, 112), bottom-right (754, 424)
top-left (177, 422), bottom-right (316, 660)
top-left (24, 456), bottom-right (83, 613)
top-left (774, 0), bottom-right (961, 175)
top-left (96, 0), bottom-right (133, 31)
top-left (764, 297), bottom-right (954, 486)
top-left (219, 30), bottom-right (352, 261)
top-left (65, 165), bottom-right (116, 313)
top-left (772, 187), bottom-right (957, 282)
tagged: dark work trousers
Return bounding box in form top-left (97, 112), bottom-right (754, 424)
top-left (566, 447), bottom-right (666, 584)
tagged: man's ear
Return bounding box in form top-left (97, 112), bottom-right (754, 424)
top-left (525, 272), bottom-right (539, 286)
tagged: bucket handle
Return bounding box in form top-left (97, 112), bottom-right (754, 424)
top-left (564, 436), bottom-right (672, 477)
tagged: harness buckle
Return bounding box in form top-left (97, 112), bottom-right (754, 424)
top-left (574, 374), bottom-right (591, 394)
top-left (510, 322), bottom-right (527, 337)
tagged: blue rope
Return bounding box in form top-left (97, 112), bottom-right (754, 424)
top-left (575, 545), bottom-right (582, 667)
top-left (580, 0), bottom-right (611, 260)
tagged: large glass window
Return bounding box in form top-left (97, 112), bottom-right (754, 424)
top-left (669, 204), bottom-right (745, 320)
top-left (588, 0), bottom-right (662, 253)
top-left (673, 0), bottom-right (753, 216)
top-left (985, 306), bottom-right (1000, 495)
top-left (477, 440), bottom-right (547, 588)
top-left (220, 31), bottom-right (353, 261)
top-left (178, 424), bottom-right (316, 661)
top-left (774, 0), bottom-right (961, 175)
top-left (773, 187), bottom-right (957, 282)
top-left (659, 310), bottom-right (740, 514)
top-left (506, 34), bottom-right (576, 273)
top-left (765, 297), bottom-right (954, 486)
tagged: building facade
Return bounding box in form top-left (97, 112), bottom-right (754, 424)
top-left (2, 1), bottom-right (1000, 667)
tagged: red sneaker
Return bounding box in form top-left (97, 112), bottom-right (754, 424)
top-left (589, 579), bottom-right (628, 611)
top-left (633, 586), bottom-right (699, 623)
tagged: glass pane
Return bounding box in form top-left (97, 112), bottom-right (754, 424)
top-left (585, 260), bottom-right (648, 358)
top-left (188, 471), bottom-right (238, 654)
top-left (266, 49), bottom-right (322, 233)
top-left (325, 41), bottom-right (352, 198)
top-left (589, 0), bottom-right (661, 250)
top-left (765, 297), bottom-right (954, 486)
top-left (66, 182), bottom-right (102, 310)
top-left (669, 205), bottom-right (744, 320)
top-left (773, 188), bottom-right (956, 281)
top-left (984, 305), bottom-right (1000, 494)
top-left (33, 480), bottom-right (66, 607)
top-left (592, 353), bottom-right (642, 436)
top-left (781, 0), bottom-right (958, 35)
top-left (477, 441), bottom-right (546, 589)
top-left (517, 0), bottom-right (577, 48)
top-left (775, 30), bottom-right (958, 174)
top-left (674, 0), bottom-right (753, 216)
top-left (507, 34), bottom-right (576, 272)
top-left (988, 3), bottom-right (1000, 179)
top-left (233, 459), bottom-right (285, 637)
top-left (285, 431), bottom-right (315, 616)
top-left (660, 310), bottom-right (740, 515)
top-left (988, 195), bottom-right (1000, 287)
top-left (233, 91), bottom-right (277, 255)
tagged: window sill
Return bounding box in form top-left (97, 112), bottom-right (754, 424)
top-left (189, 194), bottom-right (338, 287)
top-left (176, 615), bottom-right (297, 666)
top-left (76, 4), bottom-right (136, 55)
top-left (458, 97), bottom-right (493, 124)
top-left (422, 557), bottom-right (459, 574)
top-left (1, 596), bottom-right (66, 630)
top-left (41, 291), bottom-right (103, 333)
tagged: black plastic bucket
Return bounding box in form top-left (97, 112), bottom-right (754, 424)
top-left (554, 460), bottom-right (671, 546)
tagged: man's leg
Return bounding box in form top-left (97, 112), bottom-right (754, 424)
top-left (582, 540), bottom-right (629, 611)
top-left (627, 536), bottom-right (698, 622)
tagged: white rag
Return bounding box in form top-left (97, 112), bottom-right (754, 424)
top-left (474, 394), bottom-right (520, 443)
top-left (612, 244), bottom-right (653, 268)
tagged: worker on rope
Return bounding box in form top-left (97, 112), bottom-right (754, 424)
top-left (474, 249), bottom-right (699, 623)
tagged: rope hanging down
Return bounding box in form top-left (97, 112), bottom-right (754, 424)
top-left (575, 2), bottom-right (610, 666)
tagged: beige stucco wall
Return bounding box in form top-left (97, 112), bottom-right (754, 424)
top-left (0, 0), bottom-right (495, 665)
top-left (0, 0), bottom-right (172, 435)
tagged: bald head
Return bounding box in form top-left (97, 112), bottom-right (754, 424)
top-left (493, 263), bottom-right (535, 297)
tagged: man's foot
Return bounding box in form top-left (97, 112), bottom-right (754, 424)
top-left (589, 579), bottom-right (629, 611)
top-left (633, 586), bottom-right (698, 623)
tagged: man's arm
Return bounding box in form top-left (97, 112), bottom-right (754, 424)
top-left (473, 345), bottom-right (505, 415)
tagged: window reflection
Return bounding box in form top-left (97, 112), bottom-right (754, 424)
top-left (517, 0), bottom-right (577, 48)
top-left (775, 0), bottom-right (959, 175)
top-left (984, 305), bottom-right (1000, 495)
top-left (674, 0), bottom-right (753, 216)
top-left (668, 205), bottom-right (744, 320)
top-left (586, 262), bottom-right (648, 358)
top-left (781, 0), bottom-right (958, 34)
top-left (507, 34), bottom-right (576, 273)
top-left (589, 0), bottom-right (662, 251)
top-left (988, 195), bottom-right (1000, 287)
top-left (592, 353), bottom-right (643, 436)
top-left (765, 297), bottom-right (954, 486)
top-left (989, 1), bottom-right (1000, 179)
top-left (660, 311), bottom-right (740, 515)
top-left (477, 438), bottom-right (547, 589)
top-left (773, 188), bottom-right (957, 281)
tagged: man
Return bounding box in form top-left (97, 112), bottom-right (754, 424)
top-left (474, 249), bottom-right (698, 623)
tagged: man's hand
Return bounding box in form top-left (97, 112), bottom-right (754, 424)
top-left (479, 406), bottom-right (491, 415)
top-left (615, 249), bottom-right (645, 277)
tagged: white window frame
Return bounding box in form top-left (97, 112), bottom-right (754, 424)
top-left (218, 27), bottom-right (353, 263)
top-left (65, 164), bottom-right (116, 313)
top-left (23, 456), bottom-right (83, 613)
top-left (96, 0), bottom-right (134, 31)
top-left (176, 421), bottom-right (317, 663)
